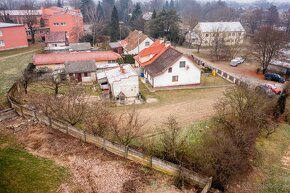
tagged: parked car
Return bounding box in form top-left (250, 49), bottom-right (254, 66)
top-left (265, 73), bottom-right (285, 83)
top-left (230, 57), bottom-right (245, 67)
top-left (264, 84), bottom-right (282, 94)
top-left (255, 85), bottom-right (276, 97)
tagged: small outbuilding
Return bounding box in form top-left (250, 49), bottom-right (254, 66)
top-left (98, 64), bottom-right (139, 99)
top-left (65, 60), bottom-right (97, 82)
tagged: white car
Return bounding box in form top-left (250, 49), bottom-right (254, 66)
top-left (230, 57), bottom-right (245, 67)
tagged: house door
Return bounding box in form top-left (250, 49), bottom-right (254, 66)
top-left (76, 73), bottom-right (82, 82)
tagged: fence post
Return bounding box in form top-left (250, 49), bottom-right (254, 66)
top-left (103, 138), bottom-right (106, 149)
top-left (125, 146), bottom-right (128, 158)
top-left (49, 117), bottom-right (52, 128)
top-left (83, 130), bottom-right (86, 142)
top-left (20, 106), bottom-right (24, 118)
top-left (66, 125), bottom-right (69, 134)
top-left (149, 156), bottom-right (153, 168)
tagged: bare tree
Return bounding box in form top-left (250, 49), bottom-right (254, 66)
top-left (47, 87), bottom-right (88, 126)
top-left (160, 117), bottom-right (189, 164)
top-left (84, 104), bottom-right (115, 137)
top-left (209, 28), bottom-right (229, 61)
top-left (111, 109), bottom-right (145, 146)
top-left (42, 75), bottom-right (67, 96)
top-left (242, 9), bottom-right (264, 34)
top-left (252, 26), bottom-right (289, 74)
top-left (282, 8), bottom-right (290, 35)
top-left (21, 0), bottom-right (38, 44)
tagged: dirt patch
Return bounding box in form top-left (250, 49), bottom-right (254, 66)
top-left (281, 146), bottom-right (290, 172)
top-left (2, 118), bottom-right (189, 193)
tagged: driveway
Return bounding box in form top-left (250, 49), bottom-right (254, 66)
top-left (177, 47), bottom-right (284, 89)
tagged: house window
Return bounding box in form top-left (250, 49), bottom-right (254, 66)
top-left (145, 41), bottom-right (150, 46)
top-left (53, 22), bottom-right (59, 26)
top-left (84, 72), bottom-right (89, 77)
top-left (172, 76), bottom-right (178, 82)
top-left (108, 60), bottom-right (116, 63)
top-left (168, 67), bottom-right (172, 73)
top-left (0, 31), bottom-right (2, 36)
top-left (0, 40), bottom-right (5, 47)
top-left (180, 61), bottom-right (186, 68)
top-left (232, 33), bottom-right (235, 36)
top-left (61, 22), bottom-right (66, 26)
top-left (205, 33), bottom-right (209, 37)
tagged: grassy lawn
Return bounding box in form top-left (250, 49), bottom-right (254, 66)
top-left (0, 129), bottom-right (69, 193)
top-left (0, 43), bottom-right (41, 58)
top-left (0, 45), bottom-right (42, 109)
top-left (255, 124), bottom-right (290, 192)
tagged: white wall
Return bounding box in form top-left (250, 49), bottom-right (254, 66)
top-left (111, 75), bottom-right (139, 98)
top-left (125, 37), bottom-right (154, 55)
top-left (82, 72), bottom-right (96, 82)
top-left (147, 56), bottom-right (201, 88)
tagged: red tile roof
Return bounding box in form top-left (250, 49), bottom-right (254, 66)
top-left (135, 40), bottom-right (169, 67)
top-left (45, 31), bottom-right (67, 43)
top-left (33, 51), bottom-right (121, 66)
top-left (119, 30), bottom-right (149, 52)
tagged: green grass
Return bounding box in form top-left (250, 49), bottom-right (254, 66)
top-left (256, 124), bottom-right (290, 193)
top-left (200, 74), bottom-right (231, 86)
top-left (0, 129), bottom-right (69, 193)
top-left (0, 44), bottom-right (41, 58)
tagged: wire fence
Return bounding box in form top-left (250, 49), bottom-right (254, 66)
top-left (7, 82), bottom-right (212, 193)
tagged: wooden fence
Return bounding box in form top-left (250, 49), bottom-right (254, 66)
top-left (7, 83), bottom-right (212, 192)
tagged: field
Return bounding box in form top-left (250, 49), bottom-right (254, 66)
top-left (0, 125), bottom-right (68, 193)
top-left (116, 78), bottom-right (230, 132)
top-left (0, 44), bottom-right (41, 109)
top-left (0, 118), bottom-right (189, 193)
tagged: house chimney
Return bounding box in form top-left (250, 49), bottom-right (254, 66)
top-left (165, 41), bottom-right (171, 47)
top-left (120, 65), bottom-right (125, 74)
top-left (159, 38), bottom-right (165, 44)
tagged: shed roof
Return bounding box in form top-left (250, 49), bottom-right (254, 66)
top-left (69, 42), bottom-right (91, 51)
top-left (109, 42), bottom-right (122, 49)
top-left (196, 22), bottom-right (245, 32)
top-left (145, 47), bottom-right (184, 77)
top-left (65, 60), bottom-right (96, 73)
top-left (45, 31), bottom-right (67, 43)
top-left (106, 64), bottom-right (137, 84)
top-left (0, 22), bottom-right (23, 28)
top-left (33, 51), bottom-right (121, 65)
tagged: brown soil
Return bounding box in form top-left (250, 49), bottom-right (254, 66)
top-left (1, 118), bottom-right (197, 193)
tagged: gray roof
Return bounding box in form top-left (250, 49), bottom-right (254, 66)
top-left (109, 42), bottom-right (122, 49)
top-left (0, 22), bottom-right (23, 28)
top-left (145, 47), bottom-right (183, 77)
top-left (65, 60), bottom-right (96, 73)
top-left (69, 42), bottom-right (91, 51)
top-left (45, 31), bottom-right (67, 43)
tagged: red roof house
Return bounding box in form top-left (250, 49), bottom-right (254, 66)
top-left (0, 22), bottom-right (28, 51)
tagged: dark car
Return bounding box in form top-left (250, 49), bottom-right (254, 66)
top-left (265, 73), bottom-right (285, 83)
top-left (256, 85), bottom-right (276, 97)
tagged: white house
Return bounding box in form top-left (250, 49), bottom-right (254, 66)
top-left (119, 30), bottom-right (154, 55)
top-left (144, 47), bottom-right (201, 88)
top-left (44, 31), bottom-right (69, 51)
top-left (105, 64), bottom-right (139, 99)
top-left (186, 22), bottom-right (246, 46)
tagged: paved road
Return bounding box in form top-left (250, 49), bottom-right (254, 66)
top-left (177, 46), bottom-right (284, 89)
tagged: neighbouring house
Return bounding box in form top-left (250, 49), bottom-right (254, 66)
top-left (102, 64), bottom-right (139, 99)
top-left (134, 39), bottom-right (169, 68)
top-left (119, 30), bottom-right (154, 55)
top-left (0, 6), bottom-right (84, 43)
top-left (33, 51), bottom-right (121, 71)
top-left (0, 22), bottom-right (28, 51)
top-left (65, 60), bottom-right (97, 82)
top-left (109, 42), bottom-right (123, 54)
top-left (142, 46), bottom-right (201, 88)
top-left (44, 31), bottom-right (68, 51)
top-left (142, 12), bottom-right (153, 21)
top-left (42, 7), bottom-right (84, 43)
top-left (186, 22), bottom-right (246, 46)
